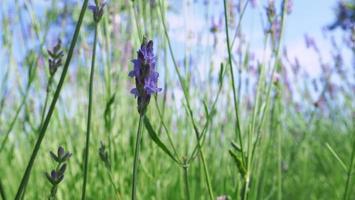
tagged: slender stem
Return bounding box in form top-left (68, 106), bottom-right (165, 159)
top-left (107, 171), bottom-right (121, 200)
top-left (182, 159), bottom-right (190, 200)
top-left (343, 137), bottom-right (355, 200)
top-left (131, 115), bottom-right (144, 200)
top-left (223, 0), bottom-right (245, 165)
top-left (39, 76), bottom-right (53, 127)
top-left (14, 1), bottom-right (89, 198)
top-left (0, 80), bottom-right (31, 154)
top-left (199, 151), bottom-right (214, 200)
top-left (81, 23), bottom-right (98, 200)
top-left (158, 1), bottom-right (214, 199)
top-left (0, 178), bottom-right (6, 200)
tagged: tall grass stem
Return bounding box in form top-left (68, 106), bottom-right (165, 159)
top-left (14, 1), bottom-right (89, 198)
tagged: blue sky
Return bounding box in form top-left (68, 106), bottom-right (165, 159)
top-left (0, 0), bottom-right (346, 81)
top-left (166, 0), bottom-right (345, 77)
top-left (285, 0), bottom-right (336, 42)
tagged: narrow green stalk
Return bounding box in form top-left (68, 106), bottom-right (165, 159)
top-left (107, 170), bottom-right (121, 200)
top-left (223, 6), bottom-right (249, 199)
top-left (39, 76), bottom-right (53, 127)
top-left (131, 115), bottom-right (144, 200)
top-left (82, 23), bottom-right (98, 200)
top-left (158, 1), bottom-right (214, 199)
top-left (182, 159), bottom-right (190, 200)
top-left (276, 92), bottom-right (282, 200)
top-left (0, 60), bottom-right (35, 154)
top-left (199, 150), bottom-right (214, 200)
top-left (0, 86), bottom-right (29, 153)
top-left (0, 178), bottom-right (6, 200)
top-left (343, 137), bottom-right (355, 200)
top-left (223, 0), bottom-right (245, 165)
top-left (14, 1), bottom-right (89, 198)
top-left (130, 1), bottom-right (143, 42)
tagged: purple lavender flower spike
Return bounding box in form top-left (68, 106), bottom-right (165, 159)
top-left (89, 1), bottom-right (107, 23)
top-left (129, 38), bottom-right (162, 115)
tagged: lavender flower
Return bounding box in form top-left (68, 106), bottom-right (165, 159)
top-left (304, 34), bottom-right (319, 52)
top-left (266, 18), bottom-right (281, 42)
top-left (88, 1), bottom-right (107, 23)
top-left (46, 146), bottom-right (71, 200)
top-left (129, 38), bottom-right (162, 115)
top-left (328, 1), bottom-right (355, 31)
top-left (99, 141), bottom-right (111, 170)
top-left (47, 39), bottom-right (64, 76)
top-left (281, 0), bottom-right (293, 15)
top-left (49, 146), bottom-right (72, 163)
top-left (266, 0), bottom-right (276, 20)
top-left (250, 0), bottom-right (258, 9)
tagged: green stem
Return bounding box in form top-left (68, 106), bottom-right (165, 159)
top-left (0, 79), bottom-right (31, 154)
top-left (107, 171), bottom-right (121, 200)
top-left (131, 115), bottom-right (144, 200)
top-left (223, 0), bottom-right (245, 165)
top-left (182, 160), bottom-right (190, 200)
top-left (199, 151), bottom-right (214, 200)
top-left (158, 1), bottom-right (214, 199)
top-left (0, 178), bottom-right (6, 200)
top-left (14, 1), bottom-right (89, 198)
top-left (40, 76), bottom-right (53, 127)
top-left (343, 137), bottom-right (355, 200)
top-left (81, 23), bottom-right (98, 200)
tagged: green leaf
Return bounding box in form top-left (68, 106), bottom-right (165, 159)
top-left (218, 63), bottom-right (224, 86)
top-left (325, 143), bottom-right (348, 172)
top-left (231, 141), bottom-right (242, 153)
top-left (144, 117), bottom-right (180, 165)
top-left (229, 150), bottom-right (247, 177)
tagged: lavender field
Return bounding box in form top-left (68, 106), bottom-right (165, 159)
top-left (0, 0), bottom-right (354, 199)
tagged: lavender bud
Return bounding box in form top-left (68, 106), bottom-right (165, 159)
top-left (47, 39), bottom-right (64, 76)
top-left (99, 141), bottom-right (111, 170)
top-left (89, 1), bottom-right (107, 23)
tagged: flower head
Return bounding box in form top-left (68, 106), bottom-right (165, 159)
top-left (129, 38), bottom-right (162, 115)
top-left (47, 39), bottom-right (64, 76)
top-left (88, 1), bottom-right (107, 23)
top-left (328, 1), bottom-right (355, 31)
top-left (49, 146), bottom-right (72, 163)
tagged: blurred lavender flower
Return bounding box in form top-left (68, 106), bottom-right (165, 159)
top-left (88, 1), bottom-right (107, 23)
top-left (266, 18), bottom-right (281, 42)
top-left (281, 0), bottom-right (293, 15)
top-left (50, 146), bottom-right (72, 163)
top-left (47, 39), bottom-right (64, 76)
top-left (99, 141), bottom-right (111, 170)
top-left (250, 0), bottom-right (258, 8)
top-left (209, 17), bottom-right (222, 34)
top-left (216, 195), bottom-right (229, 200)
top-left (46, 146), bottom-right (71, 200)
top-left (266, 0), bottom-right (276, 20)
top-left (129, 38), bottom-right (162, 115)
top-left (328, 1), bottom-right (355, 31)
top-left (304, 34), bottom-right (319, 52)
top-left (46, 165), bottom-right (66, 185)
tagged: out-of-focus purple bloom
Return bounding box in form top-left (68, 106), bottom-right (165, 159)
top-left (328, 1), bottom-right (355, 31)
top-left (50, 146), bottom-right (72, 163)
top-left (266, 18), bottom-right (281, 41)
top-left (304, 34), bottom-right (319, 52)
top-left (89, 1), bottom-right (107, 22)
top-left (250, 0), bottom-right (258, 8)
top-left (129, 39), bottom-right (162, 114)
top-left (47, 39), bottom-right (64, 76)
top-left (210, 17), bottom-right (222, 33)
top-left (266, 0), bottom-right (276, 20)
top-left (282, 0), bottom-right (293, 15)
